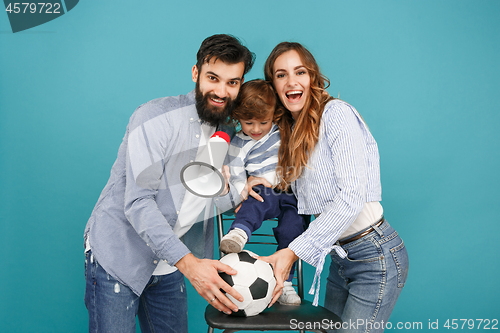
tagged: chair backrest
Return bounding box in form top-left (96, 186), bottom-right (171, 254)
top-left (215, 207), bottom-right (304, 299)
top-left (207, 208), bottom-right (342, 333)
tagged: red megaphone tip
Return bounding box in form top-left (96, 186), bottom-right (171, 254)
top-left (211, 131), bottom-right (230, 143)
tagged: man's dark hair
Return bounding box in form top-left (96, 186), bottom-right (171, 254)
top-left (196, 34), bottom-right (255, 76)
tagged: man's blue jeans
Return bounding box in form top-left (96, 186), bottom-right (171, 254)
top-left (325, 219), bottom-right (409, 333)
top-left (84, 251), bottom-right (188, 333)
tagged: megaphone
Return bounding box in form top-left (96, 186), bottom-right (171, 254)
top-left (180, 131), bottom-right (230, 198)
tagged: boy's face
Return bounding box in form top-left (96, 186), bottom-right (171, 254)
top-left (240, 115), bottom-right (274, 141)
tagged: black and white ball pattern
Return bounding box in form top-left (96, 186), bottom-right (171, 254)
top-left (219, 250), bottom-right (276, 316)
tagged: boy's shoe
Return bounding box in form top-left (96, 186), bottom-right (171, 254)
top-left (277, 281), bottom-right (301, 306)
top-left (219, 228), bottom-right (248, 254)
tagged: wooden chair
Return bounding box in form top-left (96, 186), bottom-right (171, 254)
top-left (205, 208), bottom-right (341, 333)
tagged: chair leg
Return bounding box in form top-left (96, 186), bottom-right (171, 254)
top-left (207, 326), bottom-right (214, 333)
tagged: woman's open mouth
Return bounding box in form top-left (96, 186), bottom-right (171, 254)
top-left (286, 90), bottom-right (303, 103)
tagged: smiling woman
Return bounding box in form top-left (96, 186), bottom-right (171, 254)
top-left (258, 41), bottom-right (409, 333)
top-left (272, 49), bottom-right (311, 116)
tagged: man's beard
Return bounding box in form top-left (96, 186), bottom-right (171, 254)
top-left (195, 80), bottom-right (237, 127)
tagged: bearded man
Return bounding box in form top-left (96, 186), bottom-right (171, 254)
top-left (83, 34), bottom-right (255, 333)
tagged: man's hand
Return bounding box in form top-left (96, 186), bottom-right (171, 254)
top-left (175, 253), bottom-right (243, 314)
top-left (234, 203), bottom-right (243, 214)
top-left (240, 176), bottom-right (272, 203)
top-left (258, 248), bottom-right (299, 307)
top-left (220, 165), bottom-right (230, 196)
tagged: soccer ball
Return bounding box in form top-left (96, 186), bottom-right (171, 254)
top-left (219, 250), bottom-right (276, 316)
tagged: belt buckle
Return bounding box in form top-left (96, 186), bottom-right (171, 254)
top-left (339, 216), bottom-right (384, 246)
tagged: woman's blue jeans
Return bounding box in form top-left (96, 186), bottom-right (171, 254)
top-left (84, 251), bottom-right (188, 333)
top-left (325, 219), bottom-right (409, 333)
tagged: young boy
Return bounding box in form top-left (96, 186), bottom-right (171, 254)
top-left (221, 79), bottom-right (310, 306)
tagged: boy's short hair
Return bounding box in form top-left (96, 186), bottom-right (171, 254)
top-left (196, 34), bottom-right (255, 76)
top-left (232, 79), bottom-right (283, 122)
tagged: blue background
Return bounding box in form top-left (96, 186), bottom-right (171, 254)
top-left (1, 0), bottom-right (499, 332)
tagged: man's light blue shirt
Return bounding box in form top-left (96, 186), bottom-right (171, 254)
top-left (84, 90), bottom-right (234, 296)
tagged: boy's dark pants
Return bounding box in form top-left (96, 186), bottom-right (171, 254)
top-left (230, 185), bottom-right (311, 280)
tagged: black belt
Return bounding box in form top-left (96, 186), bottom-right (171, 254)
top-left (338, 216), bottom-right (384, 246)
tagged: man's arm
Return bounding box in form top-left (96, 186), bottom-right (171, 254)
top-left (123, 108), bottom-right (242, 313)
top-left (123, 107), bottom-right (191, 265)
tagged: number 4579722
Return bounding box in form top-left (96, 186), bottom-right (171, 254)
top-left (444, 319), bottom-right (498, 330)
top-left (5, 3), bottom-right (62, 14)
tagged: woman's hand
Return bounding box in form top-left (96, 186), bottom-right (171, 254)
top-left (258, 248), bottom-right (299, 307)
top-left (241, 176), bottom-right (272, 203)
